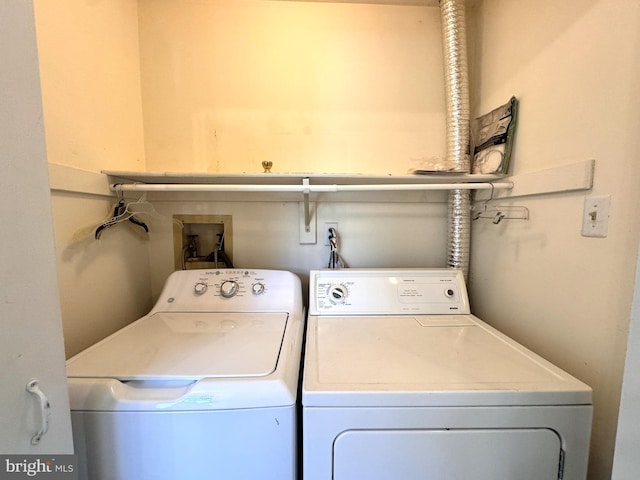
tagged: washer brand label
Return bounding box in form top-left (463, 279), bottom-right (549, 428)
top-left (0, 456), bottom-right (77, 479)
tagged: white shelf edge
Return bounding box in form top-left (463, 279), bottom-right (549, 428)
top-left (475, 159), bottom-right (595, 201)
top-left (104, 171), bottom-right (501, 184)
top-left (49, 163), bottom-right (113, 197)
top-left (49, 163), bottom-right (510, 200)
top-left (51, 162), bottom-right (592, 201)
top-left (103, 170), bottom-right (506, 187)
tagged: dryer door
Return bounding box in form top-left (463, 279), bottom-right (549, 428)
top-left (333, 428), bottom-right (562, 480)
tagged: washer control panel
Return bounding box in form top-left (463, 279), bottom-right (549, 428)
top-left (310, 269), bottom-right (470, 316)
top-left (154, 269), bottom-right (301, 313)
top-left (190, 270), bottom-right (269, 299)
top-left (220, 279), bottom-right (240, 298)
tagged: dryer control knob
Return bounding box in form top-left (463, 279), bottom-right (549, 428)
top-left (194, 282), bottom-right (208, 295)
top-left (328, 284), bottom-right (348, 304)
top-left (252, 282), bottom-right (265, 295)
top-left (220, 280), bottom-right (239, 298)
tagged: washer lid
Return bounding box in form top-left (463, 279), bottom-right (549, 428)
top-left (67, 312), bottom-right (288, 380)
top-left (303, 314), bottom-right (592, 407)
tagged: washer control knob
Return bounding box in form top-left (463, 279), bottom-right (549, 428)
top-left (328, 284), bottom-right (348, 304)
top-left (444, 288), bottom-right (455, 298)
top-left (252, 282), bottom-right (265, 295)
top-left (220, 280), bottom-right (239, 298)
top-left (194, 282), bottom-right (208, 296)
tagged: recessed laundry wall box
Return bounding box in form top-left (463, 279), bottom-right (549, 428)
top-left (173, 214), bottom-right (233, 269)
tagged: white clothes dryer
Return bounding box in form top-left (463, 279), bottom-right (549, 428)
top-left (67, 269), bottom-right (304, 480)
top-left (302, 268), bottom-right (592, 480)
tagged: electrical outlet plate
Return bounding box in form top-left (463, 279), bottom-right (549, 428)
top-left (581, 194), bottom-right (610, 238)
top-left (325, 222), bottom-right (338, 246)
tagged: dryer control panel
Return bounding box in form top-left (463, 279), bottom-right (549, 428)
top-left (309, 268), bottom-right (470, 316)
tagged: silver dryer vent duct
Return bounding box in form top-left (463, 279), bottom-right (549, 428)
top-left (440, 0), bottom-right (471, 280)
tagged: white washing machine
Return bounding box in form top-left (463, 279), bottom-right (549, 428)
top-left (303, 268), bottom-right (593, 480)
top-left (67, 269), bottom-right (304, 480)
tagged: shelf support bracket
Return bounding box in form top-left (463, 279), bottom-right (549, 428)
top-left (303, 178), bottom-right (311, 232)
top-left (299, 178), bottom-right (316, 244)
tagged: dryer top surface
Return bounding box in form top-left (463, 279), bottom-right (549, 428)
top-left (303, 313), bottom-right (592, 407)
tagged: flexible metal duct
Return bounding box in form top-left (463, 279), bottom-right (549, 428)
top-left (447, 188), bottom-right (471, 276)
top-left (440, 0), bottom-right (471, 279)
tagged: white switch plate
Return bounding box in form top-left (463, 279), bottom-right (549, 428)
top-left (581, 194), bottom-right (611, 238)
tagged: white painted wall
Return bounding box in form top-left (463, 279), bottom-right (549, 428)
top-left (146, 193), bottom-right (449, 299)
top-left (33, 0), bottom-right (151, 357)
top-left (49, 182), bottom-right (154, 358)
top-left (137, 0), bottom-right (447, 175)
top-left (468, 1), bottom-right (640, 478)
top-left (33, 0), bottom-right (145, 173)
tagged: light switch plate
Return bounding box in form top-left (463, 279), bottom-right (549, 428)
top-left (581, 194), bottom-right (611, 238)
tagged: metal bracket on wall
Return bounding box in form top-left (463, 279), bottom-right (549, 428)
top-left (299, 200), bottom-right (317, 244)
top-left (299, 178), bottom-right (317, 244)
top-left (303, 178), bottom-right (311, 233)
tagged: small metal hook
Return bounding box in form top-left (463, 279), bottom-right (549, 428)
top-left (114, 184), bottom-right (124, 202)
top-left (493, 212), bottom-right (505, 224)
top-left (488, 182), bottom-right (496, 202)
